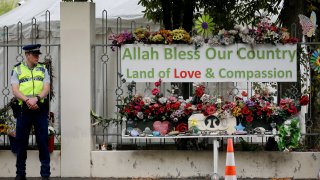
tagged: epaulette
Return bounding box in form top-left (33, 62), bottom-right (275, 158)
top-left (14, 62), bottom-right (21, 67)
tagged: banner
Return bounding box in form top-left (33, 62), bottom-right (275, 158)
top-left (121, 44), bottom-right (297, 82)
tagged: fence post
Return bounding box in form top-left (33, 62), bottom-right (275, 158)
top-left (60, 2), bottom-right (95, 177)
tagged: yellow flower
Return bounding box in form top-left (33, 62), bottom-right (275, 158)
top-left (190, 118), bottom-right (198, 127)
top-left (232, 107), bottom-right (242, 117)
top-left (0, 124), bottom-right (8, 134)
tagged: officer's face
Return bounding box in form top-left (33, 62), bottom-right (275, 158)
top-left (26, 52), bottom-right (40, 66)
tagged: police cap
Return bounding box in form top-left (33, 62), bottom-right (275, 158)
top-left (22, 44), bottom-right (42, 54)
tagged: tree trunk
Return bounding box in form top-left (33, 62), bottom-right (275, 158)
top-left (278, 0), bottom-right (306, 100)
top-left (182, 0), bottom-right (195, 33)
top-left (172, 0), bottom-right (182, 29)
top-left (161, 0), bottom-right (172, 30)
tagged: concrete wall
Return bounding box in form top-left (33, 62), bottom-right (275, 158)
top-left (91, 151), bottom-right (320, 179)
top-left (0, 150), bottom-right (319, 179)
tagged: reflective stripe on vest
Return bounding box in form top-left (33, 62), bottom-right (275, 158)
top-left (14, 63), bottom-right (45, 104)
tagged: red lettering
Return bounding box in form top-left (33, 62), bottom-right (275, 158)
top-left (174, 68), bottom-right (201, 79)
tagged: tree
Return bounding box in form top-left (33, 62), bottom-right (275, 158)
top-left (139, 0), bottom-right (282, 30)
top-left (0, 0), bottom-right (18, 16)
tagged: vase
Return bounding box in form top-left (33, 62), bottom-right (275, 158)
top-left (48, 135), bottom-right (54, 153)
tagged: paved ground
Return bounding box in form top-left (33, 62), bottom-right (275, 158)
top-left (0, 177), bottom-right (298, 180)
top-left (0, 178), bottom-right (275, 180)
top-left (0, 178), bottom-right (270, 180)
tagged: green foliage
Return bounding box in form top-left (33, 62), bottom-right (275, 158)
top-left (138, 0), bottom-right (163, 24)
top-left (0, 0), bottom-right (18, 16)
top-left (138, 0), bottom-right (282, 29)
top-left (277, 118), bottom-right (301, 151)
top-left (90, 110), bottom-right (121, 127)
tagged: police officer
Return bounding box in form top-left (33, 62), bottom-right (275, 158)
top-left (11, 44), bottom-right (51, 180)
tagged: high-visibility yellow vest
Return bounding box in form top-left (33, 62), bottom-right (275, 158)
top-left (13, 62), bottom-right (45, 104)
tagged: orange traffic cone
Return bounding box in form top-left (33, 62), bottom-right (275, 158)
top-left (225, 138), bottom-right (236, 180)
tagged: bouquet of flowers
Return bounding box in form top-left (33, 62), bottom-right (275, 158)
top-left (118, 79), bottom-right (190, 124)
top-left (108, 31), bottom-right (134, 50)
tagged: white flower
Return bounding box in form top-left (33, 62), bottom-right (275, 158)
top-left (158, 97), bottom-right (167, 104)
top-left (228, 30), bottom-right (238, 35)
top-left (137, 112), bottom-right (144, 119)
top-left (234, 25), bottom-right (242, 30)
top-left (241, 28), bottom-right (249, 35)
top-left (218, 29), bottom-right (226, 35)
top-left (216, 98), bottom-right (222, 104)
top-left (208, 37), bottom-right (220, 46)
top-left (200, 94), bottom-right (211, 103)
top-left (143, 97), bottom-right (152, 105)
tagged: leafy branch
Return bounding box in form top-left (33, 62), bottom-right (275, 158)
top-left (90, 111), bottom-right (121, 127)
top-left (277, 118), bottom-right (301, 151)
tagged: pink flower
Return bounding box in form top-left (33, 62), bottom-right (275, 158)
top-left (152, 88), bottom-right (160, 95)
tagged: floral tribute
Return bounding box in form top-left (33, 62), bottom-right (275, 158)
top-left (109, 17), bottom-right (298, 50)
top-left (0, 101), bottom-right (15, 136)
top-left (119, 80), bottom-right (309, 137)
top-left (310, 48), bottom-right (320, 73)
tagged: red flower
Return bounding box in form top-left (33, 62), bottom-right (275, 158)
top-left (196, 103), bottom-right (203, 111)
top-left (270, 26), bottom-right (277, 32)
top-left (184, 103), bottom-right (193, 115)
top-left (124, 107), bottom-right (131, 114)
top-left (195, 85), bottom-right (205, 97)
top-left (154, 81), bottom-right (161, 87)
top-left (176, 123), bottom-right (188, 132)
top-left (246, 116), bottom-right (254, 123)
top-left (205, 105), bottom-right (216, 116)
top-left (299, 95), bottom-right (309, 106)
top-left (171, 101), bottom-right (180, 110)
top-left (241, 106), bottom-right (251, 115)
top-left (256, 109), bottom-right (262, 116)
top-left (241, 91), bottom-right (248, 97)
top-left (287, 105), bottom-right (298, 115)
top-left (134, 105), bottom-right (141, 111)
top-left (152, 88), bottom-right (160, 95)
top-left (165, 103), bottom-right (171, 111)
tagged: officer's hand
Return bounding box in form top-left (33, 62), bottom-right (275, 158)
top-left (26, 97), bottom-right (39, 110)
top-left (29, 104), bottom-right (39, 110)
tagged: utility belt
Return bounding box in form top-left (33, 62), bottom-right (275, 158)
top-left (11, 97), bottom-right (49, 116)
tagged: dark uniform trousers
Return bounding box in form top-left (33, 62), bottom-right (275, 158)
top-left (15, 103), bottom-right (50, 177)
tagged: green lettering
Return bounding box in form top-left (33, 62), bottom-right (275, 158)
top-left (151, 47), bottom-right (159, 60)
top-left (237, 48), bottom-right (246, 59)
top-left (206, 48), bottom-right (216, 60)
top-left (254, 71), bottom-right (261, 78)
top-left (122, 48), bottom-right (132, 60)
top-left (267, 50), bottom-right (274, 59)
top-left (275, 48), bottom-right (281, 59)
top-left (194, 51), bottom-right (200, 59)
top-left (142, 51), bottom-right (149, 60)
top-left (219, 68), bottom-right (226, 78)
top-left (179, 51), bottom-right (186, 59)
top-left (164, 48), bottom-right (172, 59)
top-left (247, 50), bottom-right (255, 59)
top-left (256, 50), bottom-right (265, 59)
